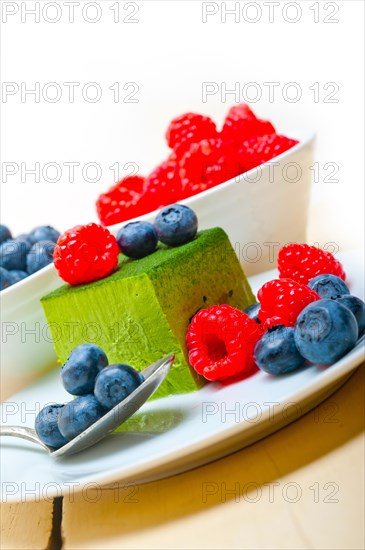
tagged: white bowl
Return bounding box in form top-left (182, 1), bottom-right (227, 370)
top-left (1, 129), bottom-right (315, 386)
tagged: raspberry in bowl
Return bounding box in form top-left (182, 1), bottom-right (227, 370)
top-left (95, 103), bottom-right (314, 276)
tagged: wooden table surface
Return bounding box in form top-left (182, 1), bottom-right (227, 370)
top-left (1, 361), bottom-right (364, 550)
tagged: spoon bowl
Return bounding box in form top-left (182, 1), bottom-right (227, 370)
top-left (0, 354), bottom-right (174, 457)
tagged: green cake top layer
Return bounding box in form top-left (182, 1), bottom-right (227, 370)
top-left (43, 227), bottom-right (233, 301)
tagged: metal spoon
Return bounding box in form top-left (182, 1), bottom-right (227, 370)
top-left (0, 354), bottom-right (174, 457)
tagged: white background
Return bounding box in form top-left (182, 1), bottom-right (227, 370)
top-left (1, 0), bottom-right (364, 252)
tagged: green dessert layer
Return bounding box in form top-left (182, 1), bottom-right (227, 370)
top-left (41, 228), bottom-right (255, 399)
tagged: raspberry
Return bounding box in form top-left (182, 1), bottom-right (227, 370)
top-left (96, 176), bottom-right (146, 226)
top-left (144, 155), bottom-right (184, 207)
top-left (258, 278), bottom-right (320, 329)
top-left (224, 103), bottom-right (257, 123)
top-left (179, 138), bottom-right (239, 195)
top-left (237, 133), bottom-right (299, 173)
top-left (278, 244), bottom-right (346, 285)
top-left (166, 113), bottom-right (218, 157)
top-left (186, 304), bottom-right (263, 381)
top-left (53, 223), bottom-right (120, 285)
top-left (222, 104), bottom-right (275, 143)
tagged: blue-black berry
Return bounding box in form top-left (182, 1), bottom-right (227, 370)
top-left (61, 343), bottom-right (108, 395)
top-left (8, 270), bottom-right (28, 285)
top-left (35, 404), bottom-right (69, 448)
top-left (58, 395), bottom-right (107, 441)
top-left (26, 240), bottom-right (55, 274)
top-left (94, 363), bottom-right (143, 410)
top-left (294, 299), bottom-right (358, 365)
top-left (28, 225), bottom-right (60, 245)
top-left (154, 204), bottom-right (198, 247)
top-left (0, 238), bottom-right (30, 271)
top-left (308, 274), bottom-right (350, 300)
top-left (16, 233), bottom-right (31, 244)
top-left (254, 325), bottom-right (305, 375)
top-left (337, 295), bottom-right (365, 336)
top-left (243, 303), bottom-right (261, 323)
top-left (0, 267), bottom-right (12, 291)
top-left (117, 221), bottom-right (157, 259)
top-left (0, 225), bottom-right (12, 244)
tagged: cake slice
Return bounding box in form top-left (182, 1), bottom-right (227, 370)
top-left (41, 227), bottom-right (255, 399)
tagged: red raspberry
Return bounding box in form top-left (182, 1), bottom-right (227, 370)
top-left (258, 278), bottom-right (320, 329)
top-left (278, 244), bottom-right (346, 285)
top-left (222, 103), bottom-right (275, 143)
top-left (144, 155), bottom-right (184, 207)
top-left (166, 113), bottom-right (218, 157)
top-left (96, 176), bottom-right (147, 226)
top-left (54, 223), bottom-right (120, 285)
top-left (224, 103), bottom-right (257, 123)
top-left (186, 304), bottom-right (263, 381)
top-left (179, 138), bottom-right (240, 195)
top-left (237, 133), bottom-right (299, 173)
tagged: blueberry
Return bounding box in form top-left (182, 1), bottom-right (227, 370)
top-left (337, 295), bottom-right (365, 336)
top-left (308, 274), bottom-right (350, 300)
top-left (15, 237), bottom-right (32, 253)
top-left (35, 404), bottom-right (69, 448)
top-left (254, 325), bottom-right (305, 375)
top-left (28, 225), bottom-right (60, 245)
top-left (295, 299), bottom-right (358, 365)
top-left (58, 395), bottom-right (107, 441)
top-left (154, 204), bottom-right (198, 247)
top-left (0, 238), bottom-right (30, 271)
top-left (8, 270), bottom-right (28, 285)
top-left (0, 267), bottom-right (12, 291)
top-left (61, 343), bottom-right (108, 395)
top-left (16, 233), bottom-right (31, 243)
top-left (26, 240), bottom-right (55, 274)
top-left (0, 225), bottom-right (12, 244)
top-left (244, 303), bottom-right (261, 323)
top-left (94, 363), bottom-right (143, 410)
top-left (117, 221), bottom-right (157, 259)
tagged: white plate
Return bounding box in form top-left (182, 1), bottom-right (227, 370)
top-left (1, 250), bottom-right (364, 503)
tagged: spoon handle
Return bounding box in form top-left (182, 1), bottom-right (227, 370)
top-left (0, 425), bottom-right (49, 450)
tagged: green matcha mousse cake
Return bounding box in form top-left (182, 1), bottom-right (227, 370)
top-left (41, 227), bottom-right (255, 399)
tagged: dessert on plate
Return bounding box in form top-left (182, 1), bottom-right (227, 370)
top-left (35, 207), bottom-right (363, 451)
top-left (42, 225), bottom-right (256, 400)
